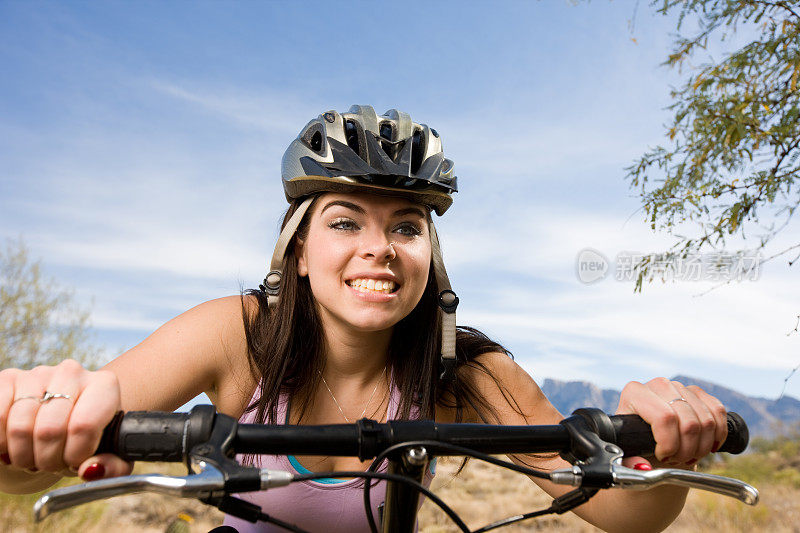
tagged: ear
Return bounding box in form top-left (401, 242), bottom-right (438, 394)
top-left (296, 238), bottom-right (308, 277)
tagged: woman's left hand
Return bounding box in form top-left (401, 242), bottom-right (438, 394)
top-left (615, 377), bottom-right (728, 468)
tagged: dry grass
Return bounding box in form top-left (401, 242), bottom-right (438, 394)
top-left (418, 458), bottom-right (598, 532)
top-left (418, 457), bottom-right (797, 533)
top-left (2, 452), bottom-right (796, 532)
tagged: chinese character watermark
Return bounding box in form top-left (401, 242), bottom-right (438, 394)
top-left (576, 249), bottom-right (761, 283)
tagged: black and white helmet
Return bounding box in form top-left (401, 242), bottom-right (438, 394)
top-left (281, 105), bottom-right (457, 215)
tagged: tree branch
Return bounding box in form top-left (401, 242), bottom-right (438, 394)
top-left (771, 0), bottom-right (800, 22)
top-left (778, 358), bottom-right (800, 401)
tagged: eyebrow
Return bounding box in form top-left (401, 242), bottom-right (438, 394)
top-left (320, 200), bottom-right (427, 219)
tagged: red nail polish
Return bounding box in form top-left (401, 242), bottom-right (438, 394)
top-left (82, 463), bottom-right (105, 481)
top-left (712, 441), bottom-right (721, 452)
top-left (0, 453), bottom-right (10, 465)
top-left (633, 462), bottom-right (652, 471)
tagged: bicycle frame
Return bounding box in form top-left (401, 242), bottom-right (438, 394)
top-left (381, 446), bottom-right (429, 532)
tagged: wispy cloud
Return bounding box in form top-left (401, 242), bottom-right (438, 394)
top-left (147, 80), bottom-right (320, 134)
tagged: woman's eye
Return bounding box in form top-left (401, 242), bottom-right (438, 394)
top-left (328, 219), bottom-right (359, 231)
top-left (394, 223), bottom-right (422, 237)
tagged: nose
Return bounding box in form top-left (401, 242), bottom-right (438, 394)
top-left (360, 230), bottom-right (396, 263)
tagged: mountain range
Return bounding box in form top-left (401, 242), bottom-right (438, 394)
top-left (541, 375), bottom-right (800, 439)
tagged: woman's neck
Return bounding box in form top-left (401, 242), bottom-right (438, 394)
top-left (319, 319), bottom-right (392, 386)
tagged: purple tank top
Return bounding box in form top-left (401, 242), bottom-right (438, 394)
top-left (222, 376), bottom-right (436, 532)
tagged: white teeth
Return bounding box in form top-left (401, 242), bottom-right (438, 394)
top-left (348, 278), bottom-right (396, 293)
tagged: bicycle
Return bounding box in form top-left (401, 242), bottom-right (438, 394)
top-left (32, 405), bottom-right (758, 533)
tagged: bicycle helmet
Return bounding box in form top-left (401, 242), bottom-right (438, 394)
top-left (281, 104), bottom-right (457, 216)
top-left (264, 105), bottom-right (460, 380)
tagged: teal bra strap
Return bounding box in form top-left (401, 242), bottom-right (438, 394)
top-left (287, 454), bottom-right (347, 484)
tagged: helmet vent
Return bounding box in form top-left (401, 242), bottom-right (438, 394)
top-left (302, 123), bottom-right (326, 154)
top-left (379, 122), bottom-right (400, 161)
top-left (411, 128), bottom-right (425, 174)
top-left (310, 131), bottom-right (322, 152)
top-left (344, 120), bottom-right (361, 156)
top-left (379, 122), bottom-right (393, 141)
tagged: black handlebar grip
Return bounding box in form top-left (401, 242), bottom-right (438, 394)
top-left (96, 411), bottom-right (190, 462)
top-left (610, 411), bottom-right (749, 457)
top-left (96, 406), bottom-right (216, 462)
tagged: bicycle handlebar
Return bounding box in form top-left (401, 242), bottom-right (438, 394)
top-left (95, 406), bottom-right (750, 462)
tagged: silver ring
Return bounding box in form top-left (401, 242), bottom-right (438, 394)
top-left (11, 395), bottom-right (41, 405)
top-left (12, 391), bottom-right (73, 405)
top-left (668, 397), bottom-right (689, 406)
top-left (41, 392), bottom-right (72, 402)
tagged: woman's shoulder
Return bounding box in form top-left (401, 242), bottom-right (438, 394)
top-left (437, 351), bottom-right (562, 425)
top-left (464, 351), bottom-right (532, 393)
top-left (195, 294), bottom-right (260, 415)
top-left (196, 293), bottom-right (259, 316)
top-left (155, 294), bottom-right (257, 327)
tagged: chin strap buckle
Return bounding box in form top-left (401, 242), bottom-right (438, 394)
top-left (259, 270), bottom-right (282, 296)
top-left (437, 290), bottom-right (459, 313)
top-left (437, 290), bottom-right (459, 381)
top-left (439, 357), bottom-right (457, 381)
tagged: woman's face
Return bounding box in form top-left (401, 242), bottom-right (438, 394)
top-left (296, 192), bottom-right (432, 334)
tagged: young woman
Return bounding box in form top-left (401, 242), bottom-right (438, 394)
top-left (0, 106), bottom-right (728, 532)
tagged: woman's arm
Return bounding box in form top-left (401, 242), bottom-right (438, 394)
top-left (104, 294), bottom-right (256, 415)
top-left (460, 352), bottom-right (727, 533)
top-left (0, 294), bottom-right (257, 494)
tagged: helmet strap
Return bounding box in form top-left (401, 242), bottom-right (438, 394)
top-left (429, 220), bottom-right (459, 381)
top-left (262, 196), bottom-right (315, 309)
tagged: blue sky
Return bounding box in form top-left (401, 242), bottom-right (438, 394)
top-left (2, 1), bottom-right (798, 402)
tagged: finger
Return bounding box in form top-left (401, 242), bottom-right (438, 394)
top-left (0, 368), bottom-right (20, 459)
top-left (32, 360), bottom-right (83, 472)
top-left (78, 454), bottom-right (133, 481)
top-left (621, 455), bottom-right (652, 470)
top-left (617, 380), bottom-right (680, 462)
top-left (674, 382), bottom-right (715, 462)
top-left (63, 370), bottom-right (120, 469)
top-left (647, 377), bottom-right (704, 464)
top-left (687, 385), bottom-right (728, 452)
top-left (6, 367), bottom-right (50, 469)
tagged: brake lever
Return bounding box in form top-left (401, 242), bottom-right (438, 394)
top-left (611, 464), bottom-right (759, 505)
top-left (550, 462), bottom-right (759, 506)
top-left (33, 460), bottom-right (295, 522)
top-left (34, 462), bottom-right (227, 521)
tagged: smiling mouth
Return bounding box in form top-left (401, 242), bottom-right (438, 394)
top-left (346, 278), bottom-right (399, 294)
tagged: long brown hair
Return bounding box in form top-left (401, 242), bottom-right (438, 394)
top-left (240, 195), bottom-right (520, 426)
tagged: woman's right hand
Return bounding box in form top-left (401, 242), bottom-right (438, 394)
top-left (0, 359), bottom-right (133, 493)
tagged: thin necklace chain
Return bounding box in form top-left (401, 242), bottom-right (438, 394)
top-left (319, 365), bottom-right (387, 423)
